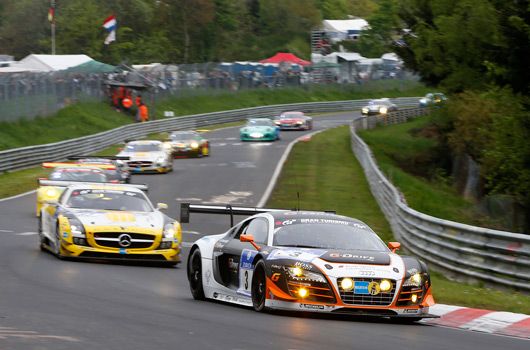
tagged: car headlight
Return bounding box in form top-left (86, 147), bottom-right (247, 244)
top-left (156, 156), bottom-right (165, 164)
top-left (190, 142), bottom-right (199, 148)
top-left (287, 267), bottom-right (326, 283)
top-left (68, 218), bottom-right (85, 237)
top-left (403, 272), bottom-right (424, 287)
top-left (159, 223), bottom-right (179, 249)
top-left (163, 223), bottom-right (175, 239)
top-left (420, 98), bottom-right (427, 104)
top-left (45, 188), bottom-right (58, 198)
top-left (362, 108), bottom-right (369, 113)
top-left (379, 107), bottom-right (388, 114)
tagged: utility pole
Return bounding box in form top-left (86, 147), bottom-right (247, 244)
top-left (50, 0), bottom-right (56, 54)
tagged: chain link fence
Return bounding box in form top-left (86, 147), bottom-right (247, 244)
top-left (1, 61), bottom-right (420, 122)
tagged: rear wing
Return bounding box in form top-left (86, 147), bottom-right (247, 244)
top-left (42, 162), bottom-right (116, 170)
top-left (68, 156), bottom-right (130, 161)
top-left (180, 203), bottom-right (287, 226)
top-left (38, 180), bottom-right (148, 192)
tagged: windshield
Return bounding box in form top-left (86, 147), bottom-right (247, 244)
top-left (125, 144), bottom-right (161, 152)
top-left (170, 134), bottom-right (197, 141)
top-left (273, 223), bottom-right (387, 251)
top-left (50, 169), bottom-right (108, 183)
top-left (281, 113), bottom-right (302, 119)
top-left (372, 99), bottom-right (391, 106)
top-left (248, 119), bottom-right (272, 126)
top-left (66, 189), bottom-right (153, 212)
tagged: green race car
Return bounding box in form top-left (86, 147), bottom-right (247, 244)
top-left (240, 118), bottom-right (280, 141)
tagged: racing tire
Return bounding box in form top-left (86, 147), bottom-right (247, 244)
top-left (251, 260), bottom-right (268, 312)
top-left (54, 225), bottom-right (64, 259)
top-left (187, 248), bottom-right (205, 300)
top-left (38, 217), bottom-right (46, 251)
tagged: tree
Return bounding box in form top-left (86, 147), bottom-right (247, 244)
top-left (345, 0), bottom-right (377, 18)
top-left (316, 0), bottom-right (349, 19)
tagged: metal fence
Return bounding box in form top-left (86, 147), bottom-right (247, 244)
top-left (352, 110), bottom-right (530, 292)
top-left (0, 99), bottom-right (527, 291)
top-left (0, 61), bottom-right (420, 122)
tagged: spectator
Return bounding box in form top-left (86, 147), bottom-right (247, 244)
top-left (139, 103), bottom-right (149, 122)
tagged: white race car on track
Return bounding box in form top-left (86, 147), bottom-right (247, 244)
top-left (117, 140), bottom-right (173, 173)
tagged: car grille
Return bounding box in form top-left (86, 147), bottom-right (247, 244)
top-left (92, 232), bottom-right (156, 249)
top-left (337, 277), bottom-right (396, 306)
top-left (79, 251), bottom-right (168, 261)
top-left (127, 161), bottom-right (153, 167)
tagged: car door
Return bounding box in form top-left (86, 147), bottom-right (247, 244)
top-left (215, 217), bottom-right (270, 291)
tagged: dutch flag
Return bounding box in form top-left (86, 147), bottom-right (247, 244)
top-left (103, 14), bottom-right (117, 32)
top-left (102, 14), bottom-right (116, 44)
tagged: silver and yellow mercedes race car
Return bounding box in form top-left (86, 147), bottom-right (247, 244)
top-left (116, 140), bottom-right (173, 173)
top-left (183, 204), bottom-right (438, 322)
top-left (38, 183), bottom-right (182, 265)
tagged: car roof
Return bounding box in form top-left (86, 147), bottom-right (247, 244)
top-left (52, 165), bottom-right (106, 173)
top-left (127, 140), bottom-right (163, 145)
top-left (266, 210), bottom-right (373, 231)
top-left (65, 183), bottom-right (144, 193)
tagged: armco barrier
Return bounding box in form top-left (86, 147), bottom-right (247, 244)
top-left (351, 113), bottom-right (530, 292)
top-left (0, 97), bottom-right (419, 173)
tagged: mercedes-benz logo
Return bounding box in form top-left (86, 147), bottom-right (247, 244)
top-left (118, 234), bottom-right (132, 247)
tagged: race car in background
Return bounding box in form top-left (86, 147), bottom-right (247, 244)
top-left (116, 140), bottom-right (173, 173)
top-left (361, 98), bottom-right (398, 115)
top-left (36, 162), bottom-right (113, 216)
top-left (182, 204), bottom-right (438, 322)
top-left (274, 111), bottom-right (313, 130)
top-left (419, 93), bottom-right (447, 107)
top-left (68, 156), bottom-right (131, 183)
top-left (166, 130), bottom-right (210, 158)
top-left (38, 183), bottom-right (182, 265)
top-left (240, 118), bottom-right (280, 141)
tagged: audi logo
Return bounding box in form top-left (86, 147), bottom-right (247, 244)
top-left (118, 234), bottom-right (132, 247)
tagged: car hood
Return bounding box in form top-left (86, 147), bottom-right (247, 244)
top-left (117, 151), bottom-right (166, 161)
top-left (319, 250), bottom-right (391, 265)
top-left (241, 125), bottom-right (275, 132)
top-left (71, 209), bottom-right (164, 228)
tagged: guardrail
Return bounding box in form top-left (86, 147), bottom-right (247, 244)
top-left (0, 97), bottom-right (419, 173)
top-left (351, 111), bottom-right (530, 292)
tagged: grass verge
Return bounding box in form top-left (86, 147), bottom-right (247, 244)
top-left (265, 125), bottom-right (530, 314)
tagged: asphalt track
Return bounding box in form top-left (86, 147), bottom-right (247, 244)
top-left (0, 112), bottom-right (527, 349)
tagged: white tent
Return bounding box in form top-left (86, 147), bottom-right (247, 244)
top-left (19, 54), bottom-right (93, 72)
top-left (322, 19), bottom-right (369, 42)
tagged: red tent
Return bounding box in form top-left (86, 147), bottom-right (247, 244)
top-left (259, 53), bottom-right (312, 66)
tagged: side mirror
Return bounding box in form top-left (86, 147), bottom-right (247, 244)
top-left (388, 242), bottom-right (401, 253)
top-left (156, 203), bottom-right (168, 211)
top-left (240, 234), bottom-right (260, 250)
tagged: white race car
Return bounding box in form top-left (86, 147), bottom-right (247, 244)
top-left (39, 183), bottom-right (182, 265)
top-left (117, 140), bottom-right (173, 173)
top-left (183, 204), bottom-right (438, 322)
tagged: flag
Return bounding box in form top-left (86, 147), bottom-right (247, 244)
top-left (48, 8), bottom-right (55, 26)
top-left (104, 30), bottom-right (116, 45)
top-left (102, 14), bottom-right (117, 32)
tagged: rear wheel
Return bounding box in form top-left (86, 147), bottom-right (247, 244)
top-left (251, 260), bottom-right (268, 312)
top-left (187, 249), bottom-right (205, 300)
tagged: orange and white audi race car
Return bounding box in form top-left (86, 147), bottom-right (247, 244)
top-left (38, 183), bottom-right (182, 265)
top-left (183, 204), bottom-right (438, 322)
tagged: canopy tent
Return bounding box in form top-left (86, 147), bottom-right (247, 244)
top-left (64, 60), bottom-right (122, 74)
top-left (259, 53), bottom-right (312, 66)
top-left (20, 54), bottom-right (93, 72)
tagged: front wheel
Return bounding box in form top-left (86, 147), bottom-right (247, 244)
top-left (187, 249), bottom-right (205, 300)
top-left (251, 260), bottom-right (268, 312)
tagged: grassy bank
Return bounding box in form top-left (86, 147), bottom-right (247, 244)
top-left (0, 81), bottom-right (429, 152)
top-left (266, 125), bottom-right (530, 314)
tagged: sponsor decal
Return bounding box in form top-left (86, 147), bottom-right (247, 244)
top-left (272, 273), bottom-right (281, 281)
top-left (358, 271), bottom-right (375, 276)
top-left (404, 309), bottom-right (419, 314)
top-left (300, 218), bottom-right (350, 225)
top-left (300, 304), bottom-right (325, 310)
top-left (294, 261), bottom-right (312, 270)
top-left (329, 253), bottom-right (375, 261)
top-left (271, 264), bottom-right (282, 269)
top-left (368, 282), bottom-right (380, 295)
top-left (393, 267), bottom-right (399, 273)
top-left (267, 248), bottom-right (326, 262)
top-left (228, 258), bottom-right (238, 270)
top-left (324, 264), bottom-right (333, 270)
top-left (119, 248), bottom-right (128, 254)
top-left (407, 268), bottom-right (419, 275)
top-left (283, 212), bottom-right (298, 216)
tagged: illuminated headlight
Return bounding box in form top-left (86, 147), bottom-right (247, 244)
top-left (287, 267), bottom-right (326, 283)
top-left (116, 160), bottom-right (124, 166)
top-left (156, 157), bottom-right (165, 164)
top-left (379, 107), bottom-right (388, 114)
top-left (298, 288), bottom-right (308, 298)
top-left (275, 121), bottom-right (281, 125)
top-left (46, 189), bottom-right (58, 198)
top-left (296, 121), bottom-right (303, 125)
top-left (411, 294), bottom-right (418, 303)
top-left (341, 278), bottom-right (354, 291)
top-left (163, 143), bottom-right (172, 150)
top-left (68, 218), bottom-right (85, 237)
top-left (380, 279), bottom-right (393, 292)
top-left (420, 98), bottom-right (427, 104)
top-left (362, 108), bottom-right (369, 114)
top-left (403, 273), bottom-right (423, 287)
top-left (163, 224), bottom-right (175, 239)
top-left (250, 132), bottom-right (263, 138)
top-left (190, 142), bottom-right (199, 148)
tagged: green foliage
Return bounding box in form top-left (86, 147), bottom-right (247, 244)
top-left (316, 0), bottom-right (350, 19)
